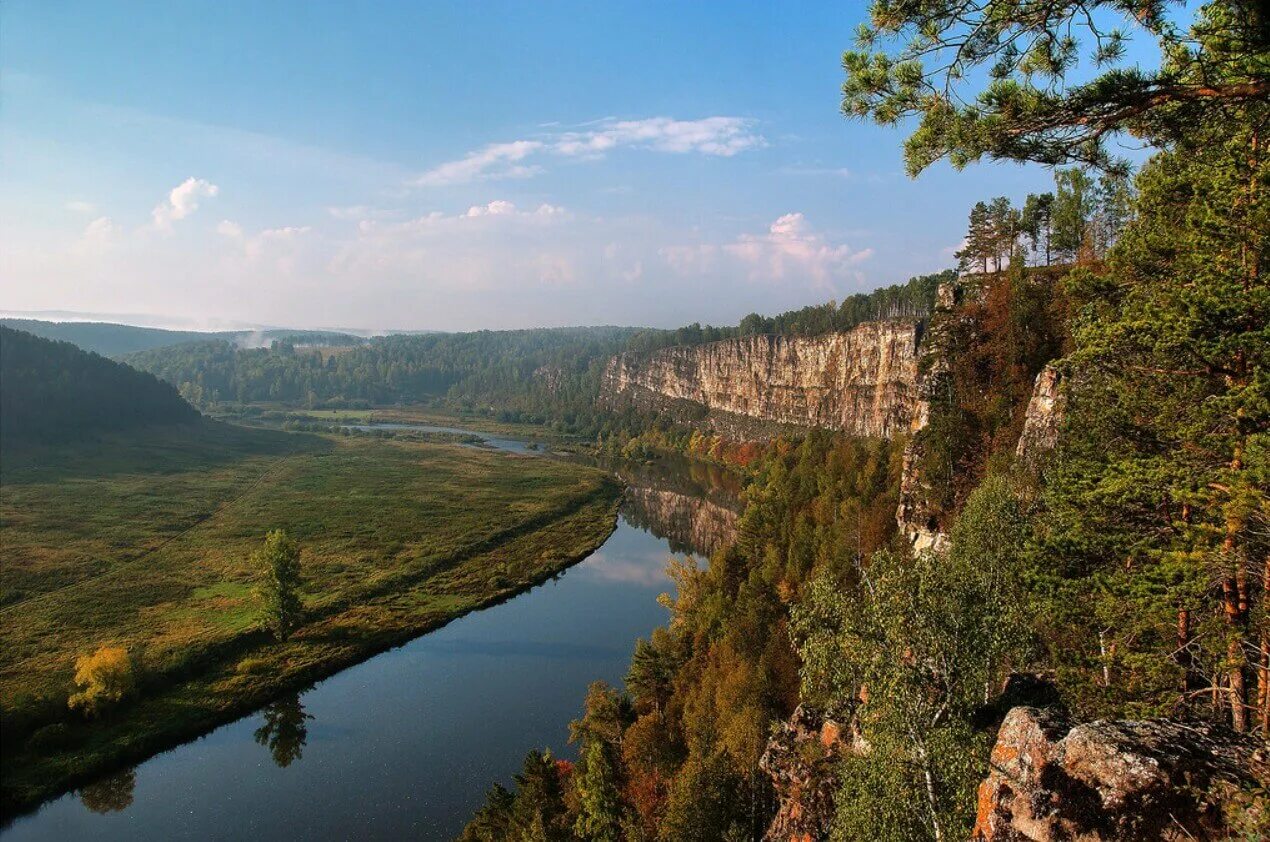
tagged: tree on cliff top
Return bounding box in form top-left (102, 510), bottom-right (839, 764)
top-left (842, 0), bottom-right (1270, 175)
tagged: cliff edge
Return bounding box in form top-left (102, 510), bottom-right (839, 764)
top-left (600, 321), bottom-right (922, 440)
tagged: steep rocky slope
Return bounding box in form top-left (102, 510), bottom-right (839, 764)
top-left (601, 321), bottom-right (923, 439)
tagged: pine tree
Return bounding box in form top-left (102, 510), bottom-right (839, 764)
top-left (841, 0), bottom-right (1269, 175)
top-left (956, 201), bottom-right (992, 273)
top-left (1052, 168), bottom-right (1096, 263)
top-left (1021, 193), bottom-right (1055, 265)
top-left (573, 740), bottom-right (625, 842)
top-left (1037, 71), bottom-right (1268, 728)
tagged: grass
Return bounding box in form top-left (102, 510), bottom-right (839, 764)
top-left (0, 419), bottom-right (620, 817)
top-left (227, 403), bottom-right (582, 445)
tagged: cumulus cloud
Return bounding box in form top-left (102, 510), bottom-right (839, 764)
top-left (217, 220), bottom-right (311, 264)
top-left (65, 199), bottom-right (96, 214)
top-left (665, 213), bottom-right (873, 290)
top-left (216, 219), bottom-right (244, 239)
top-left (152, 177), bottom-right (219, 230)
top-left (725, 213), bottom-right (872, 286)
top-left (411, 116), bottom-right (764, 186)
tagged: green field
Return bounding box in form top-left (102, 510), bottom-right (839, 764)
top-left (0, 420), bottom-right (620, 815)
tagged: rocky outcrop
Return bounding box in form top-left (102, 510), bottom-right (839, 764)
top-left (759, 705), bottom-right (864, 842)
top-left (896, 442), bottom-right (949, 554)
top-left (1015, 364), bottom-right (1065, 464)
top-left (973, 707), bottom-right (1269, 841)
top-left (601, 322), bottom-right (922, 440)
top-left (895, 281), bottom-right (960, 552)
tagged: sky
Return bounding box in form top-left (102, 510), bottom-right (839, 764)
top-left (0, 1), bottom-right (1159, 332)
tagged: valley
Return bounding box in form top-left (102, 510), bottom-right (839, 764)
top-left (2, 1), bottom-right (1266, 838)
top-left (0, 411), bottom-right (620, 817)
top-left (2, 424), bottom-right (738, 840)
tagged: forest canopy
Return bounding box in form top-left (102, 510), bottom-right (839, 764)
top-left (0, 327), bottom-right (200, 446)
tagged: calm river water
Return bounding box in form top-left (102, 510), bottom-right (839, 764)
top-left (2, 428), bottom-right (740, 841)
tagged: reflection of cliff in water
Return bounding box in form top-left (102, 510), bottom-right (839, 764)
top-left (597, 455), bottom-right (742, 558)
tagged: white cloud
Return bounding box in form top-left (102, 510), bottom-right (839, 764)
top-left (665, 213), bottom-right (873, 290)
top-left (216, 219), bottom-right (244, 239)
top-left (217, 219), bottom-right (310, 263)
top-left (411, 117), bottom-right (764, 187)
top-left (65, 199), bottom-right (96, 214)
top-left (724, 213), bottom-right (872, 287)
top-left (464, 199), bottom-right (517, 217)
top-left (74, 216), bottom-right (120, 252)
top-left (412, 141), bottom-right (544, 187)
top-left (152, 177), bottom-right (219, 230)
top-left (555, 117), bottom-right (765, 157)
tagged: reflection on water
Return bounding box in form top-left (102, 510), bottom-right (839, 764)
top-left (3, 438), bottom-right (743, 842)
top-left (254, 694), bottom-right (312, 769)
top-left (597, 453), bottom-right (742, 558)
top-left (77, 769), bottom-right (135, 815)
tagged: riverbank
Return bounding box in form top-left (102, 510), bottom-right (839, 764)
top-left (0, 423), bottom-right (621, 819)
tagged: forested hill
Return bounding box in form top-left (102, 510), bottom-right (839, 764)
top-left (123, 326), bottom-right (646, 423)
top-left (119, 271), bottom-right (954, 429)
top-left (0, 318), bottom-right (372, 358)
top-left (0, 327), bottom-right (200, 446)
top-left (0, 319), bottom-right (234, 357)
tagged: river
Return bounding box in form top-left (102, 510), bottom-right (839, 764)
top-left (2, 426), bottom-right (741, 841)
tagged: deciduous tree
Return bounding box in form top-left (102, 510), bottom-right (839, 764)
top-left (253, 529), bottom-right (303, 641)
top-left (67, 645), bottom-right (135, 718)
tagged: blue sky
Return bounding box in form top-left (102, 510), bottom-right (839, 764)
top-left (0, 1), bottom-right (1157, 331)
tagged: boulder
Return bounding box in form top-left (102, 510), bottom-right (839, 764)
top-left (973, 707), bottom-right (1268, 841)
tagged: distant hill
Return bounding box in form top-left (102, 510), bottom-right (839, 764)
top-left (0, 319), bottom-right (372, 358)
top-left (0, 327), bottom-right (201, 446)
top-left (0, 319), bottom-right (234, 357)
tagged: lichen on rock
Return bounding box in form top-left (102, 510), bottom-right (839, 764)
top-left (973, 707), bottom-right (1268, 841)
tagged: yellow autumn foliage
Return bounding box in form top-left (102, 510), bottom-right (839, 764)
top-left (68, 646), bottom-right (135, 717)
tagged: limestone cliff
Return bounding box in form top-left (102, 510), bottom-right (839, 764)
top-left (601, 321), bottom-right (923, 440)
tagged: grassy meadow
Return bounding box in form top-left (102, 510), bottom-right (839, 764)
top-left (0, 420), bottom-right (619, 816)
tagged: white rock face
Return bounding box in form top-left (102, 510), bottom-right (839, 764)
top-left (601, 321), bottom-right (922, 439)
top-left (1016, 364), bottom-right (1066, 462)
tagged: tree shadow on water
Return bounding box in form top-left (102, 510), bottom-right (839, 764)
top-left (254, 693), bottom-right (313, 769)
